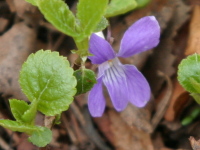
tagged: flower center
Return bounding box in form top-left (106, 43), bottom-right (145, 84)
top-left (108, 59), bottom-right (113, 66)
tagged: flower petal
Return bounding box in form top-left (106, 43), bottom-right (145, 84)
top-left (103, 58), bottom-right (129, 111)
top-left (98, 61), bottom-right (110, 78)
top-left (117, 16), bottom-right (160, 57)
top-left (88, 34), bottom-right (116, 64)
top-left (123, 65), bottom-right (151, 107)
top-left (88, 77), bottom-right (106, 117)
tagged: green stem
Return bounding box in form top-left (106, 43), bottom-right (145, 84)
top-left (73, 37), bottom-right (90, 66)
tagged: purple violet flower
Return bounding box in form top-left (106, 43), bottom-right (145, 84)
top-left (88, 16), bottom-right (160, 117)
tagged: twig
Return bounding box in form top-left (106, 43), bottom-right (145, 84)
top-left (70, 102), bottom-right (111, 150)
top-left (70, 103), bottom-right (86, 126)
top-left (52, 34), bottom-right (66, 51)
top-left (151, 71), bottom-right (173, 130)
top-left (0, 136), bottom-right (13, 150)
top-left (61, 114), bottom-right (78, 144)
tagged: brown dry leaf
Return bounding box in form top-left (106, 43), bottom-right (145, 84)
top-left (189, 136), bottom-right (200, 150)
top-left (164, 79), bottom-right (190, 122)
top-left (159, 148), bottom-right (174, 150)
top-left (144, 0), bottom-right (191, 95)
top-left (17, 134), bottom-right (38, 150)
top-left (185, 5), bottom-right (200, 55)
top-left (44, 116), bottom-right (56, 129)
top-left (120, 104), bottom-right (153, 133)
top-left (152, 133), bottom-right (166, 150)
top-left (5, 0), bottom-right (15, 12)
top-left (6, 0), bottom-right (36, 17)
top-left (51, 128), bottom-right (61, 148)
top-left (188, 0), bottom-right (200, 5)
top-left (153, 133), bottom-right (188, 150)
top-left (164, 18), bottom-right (190, 124)
top-left (0, 136), bottom-right (14, 150)
top-left (94, 110), bottom-right (154, 150)
top-left (158, 148), bottom-right (190, 150)
top-left (0, 18), bottom-right (9, 33)
top-left (0, 22), bottom-right (36, 100)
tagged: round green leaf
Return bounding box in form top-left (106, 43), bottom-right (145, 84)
top-left (19, 50), bottom-right (77, 116)
top-left (73, 69), bottom-right (96, 95)
top-left (178, 54), bottom-right (200, 93)
top-left (28, 127), bottom-right (52, 147)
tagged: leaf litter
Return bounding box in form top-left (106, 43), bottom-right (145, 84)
top-left (0, 0), bottom-right (200, 150)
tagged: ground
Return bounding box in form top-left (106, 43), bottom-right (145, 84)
top-left (0, 0), bottom-right (200, 150)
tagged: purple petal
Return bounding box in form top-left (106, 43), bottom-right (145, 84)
top-left (102, 58), bottom-right (129, 111)
top-left (98, 61), bottom-right (110, 78)
top-left (88, 34), bottom-right (116, 64)
top-left (117, 16), bottom-right (160, 57)
top-left (88, 77), bottom-right (106, 117)
top-left (123, 65), bottom-right (151, 107)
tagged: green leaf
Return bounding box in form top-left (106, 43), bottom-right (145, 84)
top-left (71, 49), bottom-right (92, 58)
top-left (21, 99), bottom-right (38, 124)
top-left (19, 50), bottom-right (77, 116)
top-left (9, 99), bottom-right (37, 124)
top-left (76, 0), bottom-right (108, 41)
top-left (0, 120), bottom-right (40, 135)
top-left (29, 127), bottom-right (52, 147)
top-left (178, 54), bottom-right (200, 93)
top-left (38, 0), bottom-right (79, 37)
top-left (73, 69), bottom-right (96, 95)
top-left (9, 99), bottom-right (30, 122)
top-left (25, 0), bottom-right (38, 6)
top-left (54, 114), bottom-right (61, 124)
top-left (94, 17), bottom-right (109, 33)
top-left (191, 93), bottom-right (200, 104)
top-left (105, 0), bottom-right (137, 18)
top-left (135, 0), bottom-right (151, 9)
top-left (181, 116), bottom-right (193, 126)
top-left (181, 107), bottom-right (200, 126)
top-left (190, 107), bottom-right (200, 118)
top-left (0, 120), bottom-right (52, 147)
